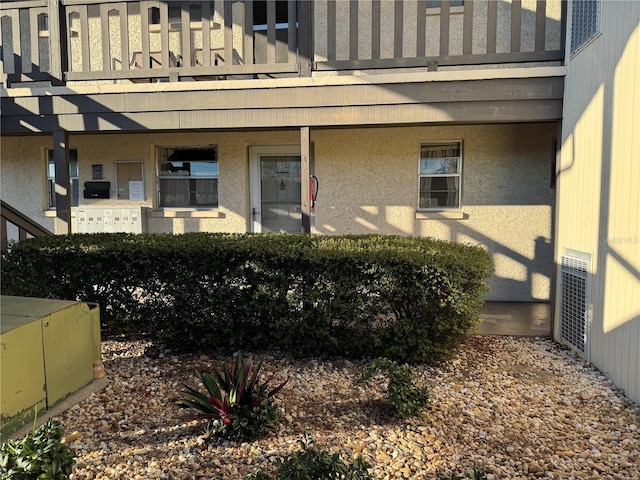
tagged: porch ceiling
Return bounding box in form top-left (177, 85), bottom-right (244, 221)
top-left (0, 68), bottom-right (564, 135)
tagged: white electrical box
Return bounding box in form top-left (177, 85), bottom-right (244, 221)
top-left (76, 207), bottom-right (146, 234)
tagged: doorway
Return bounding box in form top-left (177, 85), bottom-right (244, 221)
top-left (249, 146), bottom-right (302, 233)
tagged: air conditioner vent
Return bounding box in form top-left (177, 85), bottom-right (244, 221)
top-left (559, 254), bottom-right (591, 357)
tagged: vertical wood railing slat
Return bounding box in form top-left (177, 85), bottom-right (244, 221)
top-left (140, 1), bottom-right (151, 68)
top-left (78, 4), bottom-right (90, 71)
top-left (201, 0), bottom-right (211, 67)
top-left (349, 0), bottom-right (358, 61)
top-left (416, 0), bottom-right (426, 58)
top-left (297, 0), bottom-right (312, 76)
top-left (243, 0), bottom-right (253, 67)
top-left (58, 2), bottom-right (68, 82)
top-left (118, 2), bottom-right (129, 71)
top-left (327, 0), bottom-right (336, 61)
top-left (64, 6), bottom-right (78, 76)
top-left (535, 0), bottom-right (546, 52)
top-left (181, 3), bottom-right (190, 68)
top-left (266, 0), bottom-right (275, 64)
top-left (511, 0), bottom-right (522, 52)
top-left (10, 10), bottom-right (22, 74)
top-left (439, 0), bottom-right (450, 57)
top-left (487, 0), bottom-right (498, 54)
top-left (463, 0), bottom-right (473, 55)
top-left (371, 0), bottom-right (380, 60)
top-left (287, 0), bottom-right (297, 64)
top-left (159, 1), bottom-right (169, 68)
top-left (394, 0), bottom-right (403, 59)
top-left (29, 8), bottom-right (40, 72)
top-left (224, 0), bottom-right (233, 66)
top-left (99, 3), bottom-right (111, 71)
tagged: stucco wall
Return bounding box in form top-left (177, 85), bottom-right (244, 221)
top-left (0, 130), bottom-right (298, 235)
top-left (1, 122), bottom-right (555, 302)
top-left (314, 123), bottom-right (556, 302)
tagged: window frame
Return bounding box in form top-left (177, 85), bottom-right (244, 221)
top-left (46, 149), bottom-right (79, 209)
top-left (418, 141), bottom-right (463, 211)
top-left (156, 146), bottom-right (219, 209)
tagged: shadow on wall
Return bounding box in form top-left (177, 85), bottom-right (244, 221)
top-left (314, 203), bottom-right (553, 303)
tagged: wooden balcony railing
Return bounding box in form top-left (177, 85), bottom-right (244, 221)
top-left (0, 0), bottom-right (566, 86)
top-left (1, 200), bottom-right (52, 254)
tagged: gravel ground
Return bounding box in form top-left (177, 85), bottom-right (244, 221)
top-left (59, 336), bottom-right (640, 480)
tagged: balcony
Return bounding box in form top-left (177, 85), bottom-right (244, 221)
top-left (0, 0), bottom-right (565, 87)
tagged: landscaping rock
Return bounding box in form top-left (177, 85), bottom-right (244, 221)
top-left (59, 336), bottom-right (640, 479)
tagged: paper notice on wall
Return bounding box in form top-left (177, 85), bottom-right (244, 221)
top-left (128, 181), bottom-right (144, 200)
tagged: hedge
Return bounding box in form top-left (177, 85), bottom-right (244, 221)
top-left (1, 233), bottom-right (493, 363)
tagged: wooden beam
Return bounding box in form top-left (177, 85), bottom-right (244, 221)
top-left (52, 130), bottom-right (72, 234)
top-left (1, 76), bottom-right (565, 133)
top-left (394, 0), bottom-right (403, 59)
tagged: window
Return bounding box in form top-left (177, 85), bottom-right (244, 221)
top-left (419, 142), bottom-right (462, 209)
top-left (47, 149), bottom-right (79, 208)
top-left (158, 147), bottom-right (218, 208)
top-left (570, 0), bottom-right (601, 55)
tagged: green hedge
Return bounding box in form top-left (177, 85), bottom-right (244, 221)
top-left (1, 233), bottom-right (493, 363)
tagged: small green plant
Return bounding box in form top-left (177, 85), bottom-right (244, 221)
top-left (244, 436), bottom-right (373, 480)
top-left (178, 351), bottom-right (288, 441)
top-left (437, 469), bottom-right (487, 480)
top-left (359, 357), bottom-right (430, 418)
top-left (0, 419), bottom-right (76, 480)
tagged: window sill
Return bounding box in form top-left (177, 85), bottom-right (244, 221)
top-left (415, 210), bottom-right (467, 220)
top-left (44, 209), bottom-right (77, 218)
top-left (151, 209), bottom-right (225, 219)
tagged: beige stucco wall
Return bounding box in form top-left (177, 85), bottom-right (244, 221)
top-left (557, 1), bottom-right (640, 403)
top-left (314, 123), bottom-right (556, 302)
top-left (1, 122), bottom-right (555, 302)
top-left (0, 130), bottom-right (298, 236)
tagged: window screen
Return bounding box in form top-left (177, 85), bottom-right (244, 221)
top-left (571, 0), bottom-right (601, 55)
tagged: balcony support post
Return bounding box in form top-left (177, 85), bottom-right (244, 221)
top-left (52, 130), bottom-right (72, 235)
top-left (301, 126), bottom-right (311, 234)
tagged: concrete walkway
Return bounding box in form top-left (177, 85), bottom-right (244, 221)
top-left (477, 302), bottom-right (552, 336)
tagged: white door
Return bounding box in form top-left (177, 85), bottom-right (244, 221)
top-left (250, 146), bottom-right (302, 233)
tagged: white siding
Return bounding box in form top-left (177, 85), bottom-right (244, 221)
top-left (557, 0), bottom-right (640, 403)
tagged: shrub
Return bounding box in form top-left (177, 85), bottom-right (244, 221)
top-left (178, 351), bottom-right (288, 442)
top-left (1, 233), bottom-right (493, 363)
top-left (244, 436), bottom-right (373, 480)
top-left (0, 420), bottom-right (76, 480)
top-left (359, 358), bottom-right (430, 418)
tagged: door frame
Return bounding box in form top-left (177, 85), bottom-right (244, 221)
top-left (249, 145), bottom-right (301, 233)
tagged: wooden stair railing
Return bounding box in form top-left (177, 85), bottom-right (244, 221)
top-left (1, 200), bottom-right (53, 254)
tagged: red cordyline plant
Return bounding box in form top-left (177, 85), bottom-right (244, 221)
top-left (178, 351), bottom-right (288, 441)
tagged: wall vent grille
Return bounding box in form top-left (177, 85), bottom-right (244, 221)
top-left (560, 255), bottom-right (590, 357)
